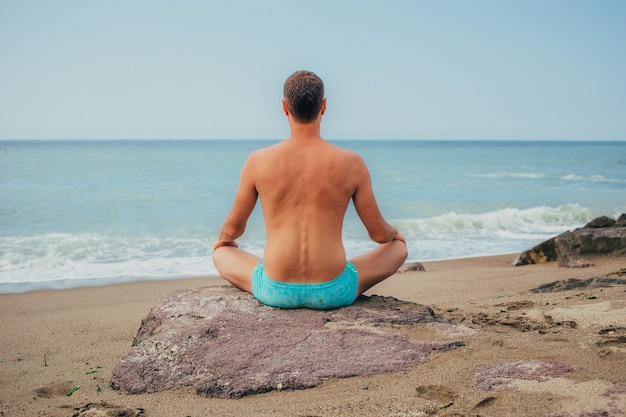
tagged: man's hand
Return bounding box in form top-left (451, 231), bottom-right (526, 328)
top-left (213, 240), bottom-right (239, 252)
top-left (392, 231), bottom-right (407, 247)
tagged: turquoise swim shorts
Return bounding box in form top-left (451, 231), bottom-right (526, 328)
top-left (251, 261), bottom-right (359, 310)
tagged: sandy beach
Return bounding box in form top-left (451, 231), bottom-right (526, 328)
top-left (1, 253), bottom-right (625, 417)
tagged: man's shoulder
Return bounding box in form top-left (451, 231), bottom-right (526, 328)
top-left (255, 140), bottom-right (288, 154)
top-left (248, 142), bottom-right (281, 158)
top-left (244, 143), bottom-right (284, 169)
top-left (330, 144), bottom-right (365, 164)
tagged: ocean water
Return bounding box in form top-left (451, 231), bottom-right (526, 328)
top-left (1, 139), bottom-right (624, 293)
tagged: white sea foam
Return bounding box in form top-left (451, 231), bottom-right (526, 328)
top-left (561, 173), bottom-right (620, 183)
top-left (0, 233), bottom-right (215, 291)
top-left (391, 204), bottom-right (613, 261)
top-left (0, 204), bottom-right (617, 292)
top-left (398, 204), bottom-right (595, 236)
top-left (475, 172), bottom-right (544, 179)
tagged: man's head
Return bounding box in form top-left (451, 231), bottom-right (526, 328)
top-left (283, 70), bottom-right (325, 123)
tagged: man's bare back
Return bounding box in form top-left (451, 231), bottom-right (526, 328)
top-left (247, 137), bottom-right (373, 283)
top-left (213, 70), bottom-right (407, 308)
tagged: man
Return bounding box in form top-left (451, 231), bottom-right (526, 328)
top-left (213, 70), bottom-right (407, 309)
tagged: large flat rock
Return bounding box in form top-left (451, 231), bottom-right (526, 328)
top-left (111, 286), bottom-right (463, 398)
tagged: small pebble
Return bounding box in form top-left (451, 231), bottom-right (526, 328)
top-left (362, 385), bottom-right (368, 390)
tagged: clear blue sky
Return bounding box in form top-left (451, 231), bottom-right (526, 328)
top-left (1, 1), bottom-right (625, 140)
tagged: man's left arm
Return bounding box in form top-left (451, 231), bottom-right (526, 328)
top-left (351, 156), bottom-right (403, 245)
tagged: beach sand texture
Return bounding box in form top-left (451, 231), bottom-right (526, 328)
top-left (1, 254), bottom-right (625, 416)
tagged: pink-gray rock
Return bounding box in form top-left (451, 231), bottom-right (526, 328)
top-left (513, 214), bottom-right (626, 267)
top-left (111, 286), bottom-right (463, 398)
top-left (476, 360), bottom-right (575, 391)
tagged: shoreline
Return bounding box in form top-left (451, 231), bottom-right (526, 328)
top-left (1, 253), bottom-right (625, 416)
top-left (0, 252), bottom-right (522, 295)
top-left (0, 274), bottom-right (222, 295)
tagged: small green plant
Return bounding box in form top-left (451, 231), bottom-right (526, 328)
top-left (85, 365), bottom-right (102, 375)
top-left (66, 385), bottom-right (80, 396)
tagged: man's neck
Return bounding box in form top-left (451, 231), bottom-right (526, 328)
top-left (288, 119), bottom-right (323, 141)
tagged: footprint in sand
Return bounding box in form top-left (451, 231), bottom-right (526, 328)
top-left (34, 381), bottom-right (77, 398)
top-left (415, 384), bottom-right (456, 410)
top-left (72, 402), bottom-right (145, 417)
top-left (597, 326), bottom-right (626, 355)
top-left (34, 385), bottom-right (144, 417)
top-left (473, 396), bottom-right (497, 410)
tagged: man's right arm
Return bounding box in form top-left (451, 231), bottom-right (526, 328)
top-left (213, 154), bottom-right (259, 251)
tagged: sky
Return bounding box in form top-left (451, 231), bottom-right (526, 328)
top-left (1, 1), bottom-right (625, 141)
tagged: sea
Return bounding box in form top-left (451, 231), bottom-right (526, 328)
top-left (1, 139), bottom-right (624, 293)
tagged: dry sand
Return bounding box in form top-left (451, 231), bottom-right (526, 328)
top-left (1, 253), bottom-right (625, 416)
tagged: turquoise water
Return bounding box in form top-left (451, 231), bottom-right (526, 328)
top-left (1, 140), bottom-right (624, 292)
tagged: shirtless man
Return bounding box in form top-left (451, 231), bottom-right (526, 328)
top-left (212, 70), bottom-right (408, 309)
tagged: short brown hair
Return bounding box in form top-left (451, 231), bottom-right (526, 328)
top-left (283, 70), bottom-right (324, 123)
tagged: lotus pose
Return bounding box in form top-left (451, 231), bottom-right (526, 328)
top-left (213, 70), bottom-right (407, 309)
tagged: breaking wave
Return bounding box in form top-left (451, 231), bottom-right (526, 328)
top-left (391, 204), bottom-right (616, 261)
top-left (0, 204), bottom-right (620, 293)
